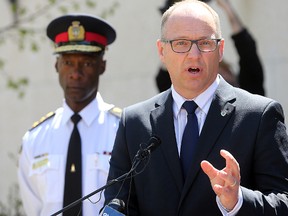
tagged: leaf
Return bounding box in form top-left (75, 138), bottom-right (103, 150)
top-left (0, 59), bottom-right (4, 69)
top-left (31, 41), bottom-right (39, 52)
top-left (86, 0), bottom-right (96, 8)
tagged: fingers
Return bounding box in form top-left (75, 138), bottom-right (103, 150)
top-left (201, 150), bottom-right (240, 182)
top-left (200, 160), bottom-right (218, 180)
top-left (230, 179), bottom-right (237, 187)
top-left (202, 150), bottom-right (240, 190)
top-left (218, 169), bottom-right (239, 189)
top-left (200, 160), bottom-right (225, 192)
top-left (220, 149), bottom-right (241, 183)
top-left (201, 150), bottom-right (240, 210)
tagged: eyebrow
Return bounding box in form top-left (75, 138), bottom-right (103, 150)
top-left (167, 36), bottom-right (217, 40)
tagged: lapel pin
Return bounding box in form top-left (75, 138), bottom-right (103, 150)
top-left (221, 110), bottom-right (227, 116)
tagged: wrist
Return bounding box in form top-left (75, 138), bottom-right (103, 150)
top-left (219, 201), bottom-right (233, 212)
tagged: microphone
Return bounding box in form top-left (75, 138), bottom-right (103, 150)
top-left (101, 136), bottom-right (161, 216)
top-left (135, 136), bottom-right (161, 160)
top-left (100, 199), bottom-right (125, 216)
top-left (51, 136), bottom-right (161, 216)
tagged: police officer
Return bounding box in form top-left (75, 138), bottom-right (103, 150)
top-left (18, 13), bottom-right (121, 216)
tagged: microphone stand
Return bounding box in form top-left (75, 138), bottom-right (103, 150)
top-left (51, 158), bottom-right (143, 216)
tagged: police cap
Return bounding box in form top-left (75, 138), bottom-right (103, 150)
top-left (46, 13), bottom-right (116, 54)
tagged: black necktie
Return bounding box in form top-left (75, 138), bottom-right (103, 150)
top-left (180, 101), bottom-right (199, 179)
top-left (63, 113), bottom-right (82, 216)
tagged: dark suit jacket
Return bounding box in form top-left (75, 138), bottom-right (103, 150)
top-left (105, 78), bottom-right (288, 215)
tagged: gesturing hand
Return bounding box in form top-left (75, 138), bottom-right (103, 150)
top-left (200, 150), bottom-right (240, 211)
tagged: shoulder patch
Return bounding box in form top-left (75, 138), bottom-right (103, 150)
top-left (109, 106), bottom-right (122, 118)
top-left (30, 111), bottom-right (55, 130)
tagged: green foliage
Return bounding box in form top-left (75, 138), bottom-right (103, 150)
top-left (0, 59), bottom-right (4, 69)
top-left (86, 0), bottom-right (97, 8)
top-left (0, 184), bottom-right (25, 216)
top-left (6, 77), bottom-right (29, 99)
top-left (100, 1), bottom-right (120, 19)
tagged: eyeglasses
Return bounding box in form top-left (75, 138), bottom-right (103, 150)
top-left (161, 38), bottom-right (221, 53)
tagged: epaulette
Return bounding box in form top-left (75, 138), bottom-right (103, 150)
top-left (109, 106), bottom-right (122, 118)
top-left (30, 111), bottom-right (55, 130)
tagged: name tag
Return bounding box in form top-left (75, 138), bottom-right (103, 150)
top-left (32, 157), bottom-right (49, 170)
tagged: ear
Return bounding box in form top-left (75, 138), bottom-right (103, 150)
top-left (99, 59), bottom-right (106, 75)
top-left (218, 39), bottom-right (225, 62)
top-left (55, 58), bottom-right (59, 73)
top-left (156, 39), bottom-right (165, 63)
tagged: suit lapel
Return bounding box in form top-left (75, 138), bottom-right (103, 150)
top-left (179, 79), bottom-right (236, 204)
top-left (150, 90), bottom-right (184, 192)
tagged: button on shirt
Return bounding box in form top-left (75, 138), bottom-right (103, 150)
top-left (18, 93), bottom-right (120, 216)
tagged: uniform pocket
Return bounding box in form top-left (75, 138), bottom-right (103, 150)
top-left (87, 153), bottom-right (110, 174)
top-left (85, 153), bottom-right (111, 203)
top-left (29, 155), bottom-right (65, 202)
top-left (30, 155), bottom-right (60, 175)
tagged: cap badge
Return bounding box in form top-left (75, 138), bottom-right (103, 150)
top-left (68, 21), bottom-right (85, 41)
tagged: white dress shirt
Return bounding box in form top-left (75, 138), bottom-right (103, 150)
top-left (18, 93), bottom-right (120, 216)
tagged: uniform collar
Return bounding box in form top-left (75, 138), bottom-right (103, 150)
top-left (62, 92), bottom-right (113, 126)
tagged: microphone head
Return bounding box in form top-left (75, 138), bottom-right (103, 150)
top-left (135, 136), bottom-right (162, 160)
top-left (108, 198), bottom-right (125, 213)
top-left (148, 136), bottom-right (161, 152)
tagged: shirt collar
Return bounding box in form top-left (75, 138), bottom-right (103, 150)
top-left (172, 75), bottom-right (220, 118)
top-left (62, 92), bottom-right (113, 126)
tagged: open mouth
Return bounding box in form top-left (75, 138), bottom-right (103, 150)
top-left (188, 67), bottom-right (200, 73)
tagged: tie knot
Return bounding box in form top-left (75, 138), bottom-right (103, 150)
top-left (182, 101), bottom-right (198, 114)
top-left (71, 113), bottom-right (81, 125)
